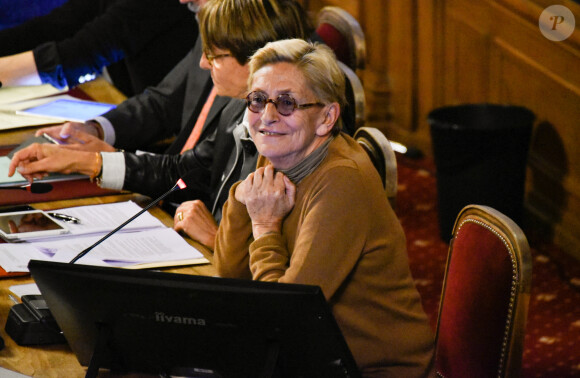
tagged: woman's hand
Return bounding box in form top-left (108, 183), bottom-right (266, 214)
top-left (8, 143), bottom-right (98, 182)
top-left (238, 165), bottom-right (296, 239)
top-left (36, 122), bottom-right (115, 152)
top-left (174, 200), bottom-right (218, 250)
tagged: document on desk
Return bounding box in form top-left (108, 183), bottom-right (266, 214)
top-left (0, 228), bottom-right (206, 272)
top-left (17, 201), bottom-right (167, 242)
top-left (0, 94), bottom-right (80, 131)
top-left (0, 201), bottom-right (210, 271)
top-left (0, 84), bottom-right (65, 105)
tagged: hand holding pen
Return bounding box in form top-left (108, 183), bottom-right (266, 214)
top-left (38, 123), bottom-right (116, 153)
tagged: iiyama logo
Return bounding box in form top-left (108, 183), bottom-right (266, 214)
top-left (154, 312), bottom-right (206, 326)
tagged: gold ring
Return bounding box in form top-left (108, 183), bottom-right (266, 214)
top-left (177, 212), bottom-right (183, 222)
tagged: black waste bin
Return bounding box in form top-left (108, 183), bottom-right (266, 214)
top-left (428, 104), bottom-right (534, 241)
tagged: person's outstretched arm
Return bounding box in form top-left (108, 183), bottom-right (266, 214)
top-left (0, 0), bottom-right (196, 91)
top-left (0, 51), bottom-right (41, 86)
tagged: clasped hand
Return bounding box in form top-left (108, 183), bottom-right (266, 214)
top-left (235, 165), bottom-right (296, 239)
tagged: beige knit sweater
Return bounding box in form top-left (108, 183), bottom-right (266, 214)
top-left (215, 133), bottom-right (435, 377)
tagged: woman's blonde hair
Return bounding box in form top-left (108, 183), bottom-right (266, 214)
top-left (249, 39), bottom-right (346, 134)
top-left (199, 0), bottom-right (311, 65)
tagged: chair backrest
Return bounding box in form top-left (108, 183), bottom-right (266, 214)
top-left (316, 6), bottom-right (366, 72)
top-left (435, 205), bottom-right (532, 378)
top-left (338, 61), bottom-right (366, 131)
top-left (354, 127), bottom-right (397, 209)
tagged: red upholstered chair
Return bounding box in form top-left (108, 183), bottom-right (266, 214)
top-left (435, 205), bottom-right (532, 378)
top-left (316, 6), bottom-right (366, 72)
top-left (354, 127), bottom-right (397, 209)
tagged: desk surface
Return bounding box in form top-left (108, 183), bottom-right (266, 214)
top-left (0, 194), bottom-right (217, 377)
top-left (0, 80), bottom-right (217, 377)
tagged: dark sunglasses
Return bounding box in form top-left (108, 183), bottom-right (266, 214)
top-left (246, 91), bottom-right (324, 116)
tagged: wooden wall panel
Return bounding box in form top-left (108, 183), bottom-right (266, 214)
top-left (442, 0), bottom-right (580, 257)
top-left (491, 37), bottom-right (580, 257)
top-left (444, 17), bottom-right (491, 103)
top-left (299, 0), bottom-right (580, 258)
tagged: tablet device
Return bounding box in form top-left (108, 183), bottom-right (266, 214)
top-left (16, 99), bottom-right (116, 122)
top-left (0, 210), bottom-right (69, 241)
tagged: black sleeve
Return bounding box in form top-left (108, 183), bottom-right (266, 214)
top-left (0, 0), bottom-right (102, 56)
top-left (122, 128), bottom-right (217, 207)
top-left (31, 0), bottom-right (196, 90)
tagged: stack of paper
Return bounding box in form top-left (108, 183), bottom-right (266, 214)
top-left (0, 201), bottom-right (208, 272)
top-left (0, 84), bottom-right (115, 131)
top-left (0, 85), bottom-right (68, 130)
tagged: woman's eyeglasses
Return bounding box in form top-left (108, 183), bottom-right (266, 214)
top-left (205, 53), bottom-right (231, 66)
top-left (246, 91), bottom-right (324, 116)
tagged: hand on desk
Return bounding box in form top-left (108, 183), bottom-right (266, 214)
top-left (174, 200), bottom-right (218, 250)
top-left (8, 143), bottom-right (99, 182)
top-left (37, 121), bottom-right (115, 153)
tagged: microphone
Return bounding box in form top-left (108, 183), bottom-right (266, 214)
top-left (0, 183), bottom-right (53, 194)
top-left (69, 174), bottom-right (191, 264)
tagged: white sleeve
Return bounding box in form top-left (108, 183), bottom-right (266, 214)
top-left (93, 116), bottom-right (116, 145)
top-left (99, 152), bottom-right (125, 190)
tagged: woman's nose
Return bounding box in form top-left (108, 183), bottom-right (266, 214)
top-left (261, 102), bottom-right (279, 123)
top-left (199, 53), bottom-right (211, 70)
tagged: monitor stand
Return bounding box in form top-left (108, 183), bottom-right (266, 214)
top-left (86, 323), bottom-right (111, 378)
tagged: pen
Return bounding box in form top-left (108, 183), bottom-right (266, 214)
top-left (8, 294), bottom-right (18, 305)
top-left (48, 212), bottom-right (81, 224)
top-left (42, 133), bottom-right (63, 145)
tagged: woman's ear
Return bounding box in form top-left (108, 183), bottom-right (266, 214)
top-left (315, 102), bottom-right (340, 137)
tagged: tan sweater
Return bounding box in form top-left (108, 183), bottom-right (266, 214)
top-left (215, 134), bottom-right (435, 377)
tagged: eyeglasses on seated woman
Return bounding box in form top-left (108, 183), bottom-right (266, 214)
top-left (214, 38), bottom-right (436, 377)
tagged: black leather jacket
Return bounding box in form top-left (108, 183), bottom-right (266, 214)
top-left (121, 99), bottom-right (256, 221)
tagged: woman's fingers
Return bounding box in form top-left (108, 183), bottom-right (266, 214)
top-left (8, 143), bottom-right (45, 176)
top-left (9, 143), bottom-right (85, 177)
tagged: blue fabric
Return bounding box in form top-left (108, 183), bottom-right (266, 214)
top-left (0, 0), bottom-right (68, 30)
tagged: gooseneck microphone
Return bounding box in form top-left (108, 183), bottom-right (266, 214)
top-left (0, 182), bottom-right (53, 194)
top-left (69, 174), bottom-right (191, 264)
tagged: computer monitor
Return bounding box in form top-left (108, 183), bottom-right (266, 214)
top-left (28, 260), bottom-right (360, 378)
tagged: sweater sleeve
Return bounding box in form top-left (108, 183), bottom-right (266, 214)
top-left (250, 164), bottom-right (372, 300)
top-left (214, 182), bottom-right (254, 280)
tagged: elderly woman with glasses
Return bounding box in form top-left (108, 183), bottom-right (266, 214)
top-left (215, 39), bottom-right (435, 377)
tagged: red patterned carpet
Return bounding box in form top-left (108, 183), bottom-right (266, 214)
top-left (396, 154), bottom-right (580, 377)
